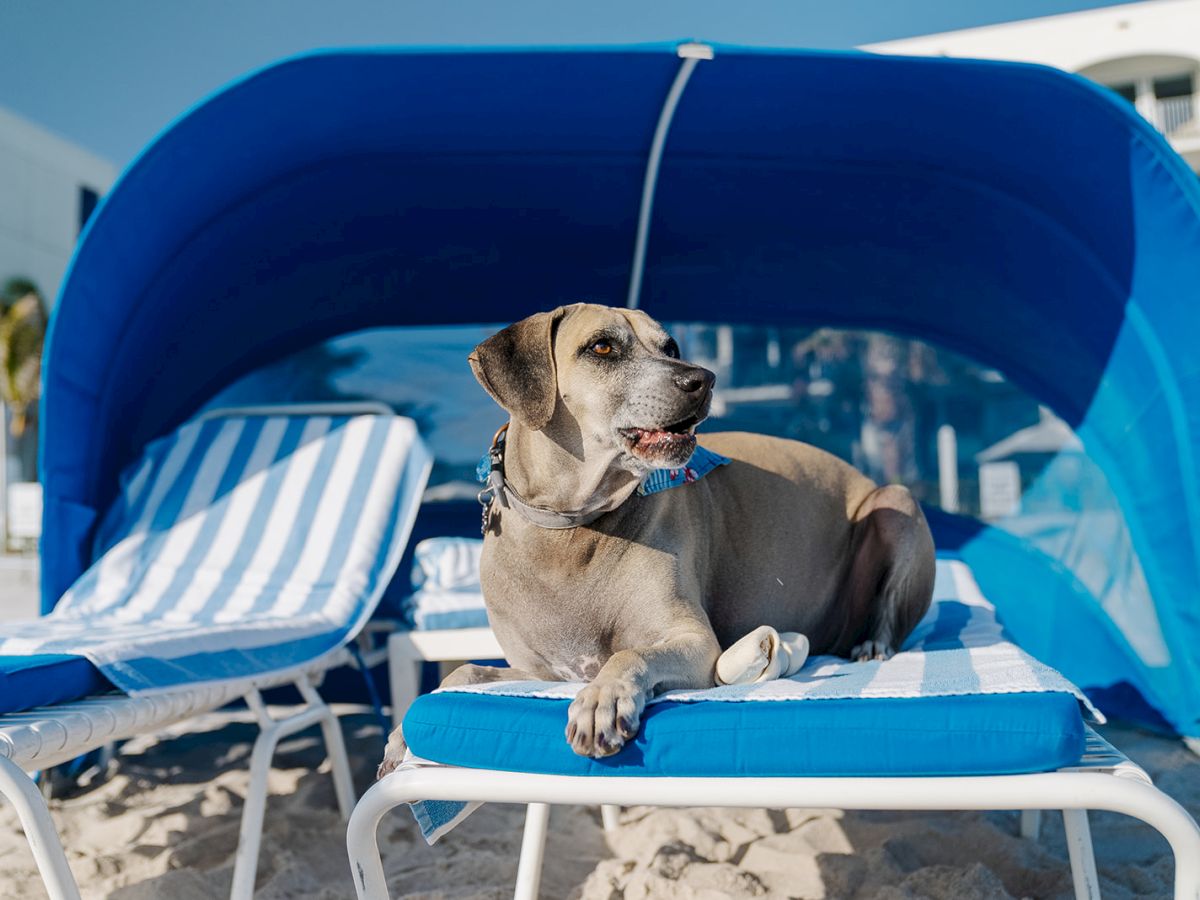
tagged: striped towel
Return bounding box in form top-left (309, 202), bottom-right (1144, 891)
top-left (438, 561), bottom-right (1101, 715)
top-left (408, 558), bottom-right (1101, 841)
top-left (407, 588), bottom-right (490, 631)
top-left (0, 412), bottom-right (431, 693)
top-left (405, 538), bottom-right (490, 631)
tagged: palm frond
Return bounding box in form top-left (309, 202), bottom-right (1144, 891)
top-left (0, 280), bottom-right (47, 436)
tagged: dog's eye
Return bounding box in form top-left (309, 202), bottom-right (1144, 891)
top-left (590, 340), bottom-right (614, 356)
top-left (663, 338), bottom-right (680, 359)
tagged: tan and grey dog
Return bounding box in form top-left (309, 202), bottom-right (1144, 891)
top-left (379, 303), bottom-right (934, 774)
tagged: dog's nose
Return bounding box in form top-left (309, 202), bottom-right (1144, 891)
top-left (673, 367), bottom-right (715, 395)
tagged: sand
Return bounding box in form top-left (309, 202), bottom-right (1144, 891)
top-left (0, 710), bottom-right (1195, 899)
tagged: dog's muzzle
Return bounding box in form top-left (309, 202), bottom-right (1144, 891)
top-left (619, 371), bottom-right (713, 465)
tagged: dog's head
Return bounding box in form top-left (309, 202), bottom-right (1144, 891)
top-left (469, 303), bottom-right (715, 472)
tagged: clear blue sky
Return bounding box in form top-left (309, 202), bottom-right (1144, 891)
top-left (2, 0), bottom-right (1139, 167)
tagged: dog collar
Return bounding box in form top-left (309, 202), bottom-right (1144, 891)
top-left (476, 424), bottom-right (730, 533)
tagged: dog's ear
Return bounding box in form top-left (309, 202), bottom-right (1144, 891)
top-left (469, 307), bottom-right (566, 430)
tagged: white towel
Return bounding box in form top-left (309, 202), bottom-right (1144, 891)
top-left (441, 561), bottom-right (1102, 720)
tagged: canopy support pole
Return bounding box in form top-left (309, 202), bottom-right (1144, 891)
top-left (626, 42), bottom-right (713, 310)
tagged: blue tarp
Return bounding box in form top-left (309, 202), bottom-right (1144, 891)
top-left (42, 44), bottom-right (1200, 738)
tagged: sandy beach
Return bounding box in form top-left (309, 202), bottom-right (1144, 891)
top-left (1, 708), bottom-right (1195, 899)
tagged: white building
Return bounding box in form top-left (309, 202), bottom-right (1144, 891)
top-left (864, 0), bottom-right (1200, 172)
top-left (0, 105), bottom-right (117, 306)
top-left (0, 107), bottom-right (115, 550)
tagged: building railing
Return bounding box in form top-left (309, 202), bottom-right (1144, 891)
top-left (1154, 94), bottom-right (1196, 136)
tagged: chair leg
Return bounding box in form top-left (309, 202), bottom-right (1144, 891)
top-left (514, 803), bottom-right (550, 900)
top-left (1098, 776), bottom-right (1200, 899)
top-left (298, 677), bottom-right (356, 820)
top-left (1020, 809), bottom-right (1042, 840)
top-left (347, 772), bottom-right (412, 900)
top-left (230, 694), bottom-right (284, 900)
top-left (601, 804), bottom-right (621, 833)
top-left (0, 756), bottom-right (82, 900)
top-left (1063, 809), bottom-right (1100, 900)
top-left (230, 681), bottom-right (359, 899)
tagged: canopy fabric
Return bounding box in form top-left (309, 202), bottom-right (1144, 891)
top-left (42, 44), bottom-right (1200, 737)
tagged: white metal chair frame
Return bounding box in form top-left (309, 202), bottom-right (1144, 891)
top-left (377, 461), bottom-right (1200, 897)
top-left (1, 401), bottom-right (411, 900)
top-left (348, 721), bottom-right (1200, 900)
top-left (1, 652), bottom-right (356, 900)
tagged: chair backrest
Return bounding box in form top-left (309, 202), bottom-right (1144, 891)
top-left (22, 406), bottom-right (432, 691)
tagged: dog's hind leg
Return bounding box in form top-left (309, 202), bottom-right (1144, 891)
top-left (841, 484), bottom-right (936, 662)
top-left (378, 663), bottom-right (538, 779)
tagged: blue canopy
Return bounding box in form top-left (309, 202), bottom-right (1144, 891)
top-left (42, 44), bottom-right (1200, 738)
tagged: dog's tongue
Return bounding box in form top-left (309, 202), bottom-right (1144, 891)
top-left (634, 429), bottom-right (689, 450)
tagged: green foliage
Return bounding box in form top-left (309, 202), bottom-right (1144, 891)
top-left (0, 278), bottom-right (47, 437)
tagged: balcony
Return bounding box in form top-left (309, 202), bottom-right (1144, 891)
top-left (1153, 94), bottom-right (1197, 136)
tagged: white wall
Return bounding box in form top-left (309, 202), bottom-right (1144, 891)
top-left (863, 0), bottom-right (1200, 73)
top-left (0, 105), bottom-right (117, 306)
top-left (863, 0), bottom-right (1200, 170)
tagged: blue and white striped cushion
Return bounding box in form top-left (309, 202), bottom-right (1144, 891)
top-left (408, 591), bottom-right (491, 631)
top-left (405, 538), bottom-right (489, 631)
top-left (0, 413), bottom-right (431, 692)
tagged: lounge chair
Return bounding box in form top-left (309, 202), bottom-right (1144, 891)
top-left (0, 403), bottom-right (431, 900)
top-left (347, 558), bottom-right (1200, 900)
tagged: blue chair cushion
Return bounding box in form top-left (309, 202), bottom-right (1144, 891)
top-left (404, 689), bottom-right (1086, 777)
top-left (0, 654), bottom-right (112, 715)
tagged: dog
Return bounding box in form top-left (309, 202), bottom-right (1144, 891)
top-left (379, 303), bottom-right (934, 775)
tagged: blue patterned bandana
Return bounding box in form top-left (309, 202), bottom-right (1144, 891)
top-left (476, 443), bottom-right (730, 496)
top-left (635, 445), bottom-right (731, 495)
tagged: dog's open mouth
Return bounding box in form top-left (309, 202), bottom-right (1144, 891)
top-left (619, 414), bottom-right (703, 464)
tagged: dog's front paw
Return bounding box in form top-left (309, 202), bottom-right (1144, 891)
top-left (377, 726), bottom-right (408, 780)
top-left (566, 679), bottom-right (645, 758)
top-left (851, 640), bottom-right (895, 662)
